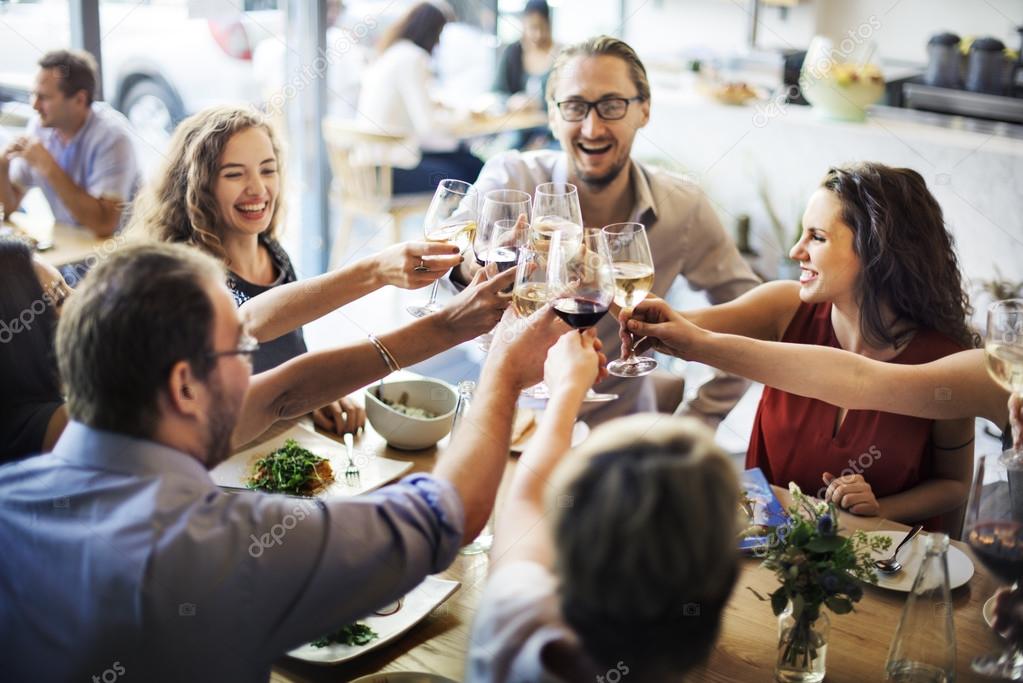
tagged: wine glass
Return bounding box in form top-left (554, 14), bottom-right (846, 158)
top-left (406, 179), bottom-right (477, 318)
top-left (966, 300), bottom-right (1023, 678)
top-left (512, 246), bottom-right (554, 399)
top-left (531, 181), bottom-right (583, 255)
top-left (986, 300), bottom-right (1023, 429)
top-left (475, 189), bottom-right (532, 274)
top-left (965, 450), bottom-right (1023, 679)
top-left (602, 222), bottom-right (658, 378)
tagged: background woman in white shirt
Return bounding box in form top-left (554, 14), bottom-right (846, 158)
top-left (358, 1), bottom-right (485, 194)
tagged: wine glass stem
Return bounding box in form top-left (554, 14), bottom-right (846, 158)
top-left (425, 281), bottom-right (440, 306)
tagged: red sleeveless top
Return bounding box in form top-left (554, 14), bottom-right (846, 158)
top-left (746, 302), bottom-right (963, 510)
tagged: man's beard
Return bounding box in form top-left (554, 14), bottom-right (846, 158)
top-left (203, 377), bottom-right (240, 468)
top-left (573, 156), bottom-right (629, 190)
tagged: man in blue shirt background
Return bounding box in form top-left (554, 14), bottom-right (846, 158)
top-left (0, 49), bottom-right (140, 237)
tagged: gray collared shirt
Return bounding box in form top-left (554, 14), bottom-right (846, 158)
top-left (472, 149), bottom-right (761, 424)
top-left (0, 422), bottom-right (463, 682)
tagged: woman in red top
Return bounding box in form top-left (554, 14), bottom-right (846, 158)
top-left (626, 162), bottom-right (976, 532)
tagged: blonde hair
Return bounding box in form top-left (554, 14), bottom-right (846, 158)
top-left (129, 105), bottom-right (285, 263)
top-left (548, 414), bottom-right (739, 676)
top-left (545, 35), bottom-right (651, 103)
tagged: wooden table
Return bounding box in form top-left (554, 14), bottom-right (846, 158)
top-left (450, 108), bottom-right (548, 140)
top-left (3, 211), bottom-right (113, 268)
top-left (270, 409), bottom-right (1005, 682)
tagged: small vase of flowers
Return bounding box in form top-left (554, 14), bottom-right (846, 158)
top-left (762, 483), bottom-right (891, 682)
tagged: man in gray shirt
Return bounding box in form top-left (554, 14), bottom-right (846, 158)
top-left (0, 242), bottom-right (567, 681)
top-left (459, 35), bottom-right (760, 426)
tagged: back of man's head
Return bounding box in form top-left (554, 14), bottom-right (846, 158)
top-left (38, 49), bottom-right (98, 105)
top-left (549, 415), bottom-right (740, 678)
top-left (57, 242), bottom-right (224, 439)
top-left (545, 35), bottom-right (650, 103)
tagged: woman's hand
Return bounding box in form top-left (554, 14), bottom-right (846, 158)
top-left (545, 328), bottom-right (605, 399)
top-left (618, 297), bottom-right (699, 359)
top-left (311, 396), bottom-right (365, 435)
top-left (372, 241), bottom-right (462, 290)
top-left (1010, 393), bottom-right (1022, 450)
top-left (821, 472), bottom-right (880, 516)
top-left (486, 306), bottom-right (568, 392)
top-left (437, 265), bottom-right (516, 340)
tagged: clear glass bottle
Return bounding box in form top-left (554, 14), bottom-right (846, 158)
top-left (776, 603), bottom-right (829, 683)
top-left (885, 533), bottom-right (956, 683)
top-left (454, 381), bottom-right (494, 555)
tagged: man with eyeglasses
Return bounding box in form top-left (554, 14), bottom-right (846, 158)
top-left (0, 242), bottom-right (576, 681)
top-left (458, 35), bottom-right (760, 427)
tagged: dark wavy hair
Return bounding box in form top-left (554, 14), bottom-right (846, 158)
top-left (821, 162), bottom-right (977, 350)
top-left (377, 1), bottom-right (452, 55)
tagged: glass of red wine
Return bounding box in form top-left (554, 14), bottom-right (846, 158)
top-left (547, 228), bottom-right (617, 402)
top-left (966, 450), bottom-right (1023, 679)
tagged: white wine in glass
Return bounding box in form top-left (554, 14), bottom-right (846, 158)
top-left (407, 179), bottom-right (477, 318)
top-left (603, 222), bottom-right (658, 378)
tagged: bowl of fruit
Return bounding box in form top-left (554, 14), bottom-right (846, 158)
top-left (800, 36), bottom-right (885, 122)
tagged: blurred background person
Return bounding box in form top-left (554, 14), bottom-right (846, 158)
top-left (357, 1), bottom-right (484, 194)
top-left (494, 0), bottom-right (556, 149)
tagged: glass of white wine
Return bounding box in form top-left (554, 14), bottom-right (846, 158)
top-left (531, 181), bottom-right (583, 256)
top-left (987, 299), bottom-right (1023, 451)
top-left (602, 222), bottom-right (658, 378)
top-left (406, 179), bottom-right (477, 318)
top-left (512, 246), bottom-right (552, 399)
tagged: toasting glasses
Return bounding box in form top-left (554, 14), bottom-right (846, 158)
top-left (602, 222), bottom-right (658, 377)
top-left (406, 179), bottom-right (478, 318)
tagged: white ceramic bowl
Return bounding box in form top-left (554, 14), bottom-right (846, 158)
top-left (365, 379), bottom-right (458, 450)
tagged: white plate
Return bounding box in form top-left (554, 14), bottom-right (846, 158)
top-left (211, 424), bottom-right (412, 498)
top-left (288, 576), bottom-right (460, 664)
top-left (509, 409), bottom-right (590, 453)
top-left (864, 530), bottom-right (974, 592)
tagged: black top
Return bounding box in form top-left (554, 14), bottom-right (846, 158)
top-left (0, 400), bottom-right (62, 464)
top-left (495, 41), bottom-right (550, 103)
top-left (226, 235), bottom-right (307, 374)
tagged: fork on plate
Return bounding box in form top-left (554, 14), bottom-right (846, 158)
top-left (343, 432), bottom-right (360, 486)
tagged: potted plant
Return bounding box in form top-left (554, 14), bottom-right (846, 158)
top-left (760, 483), bottom-right (891, 682)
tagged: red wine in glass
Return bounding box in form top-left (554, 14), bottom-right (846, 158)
top-left (475, 246), bottom-right (519, 272)
top-left (968, 521), bottom-right (1023, 584)
top-left (552, 297), bottom-right (608, 329)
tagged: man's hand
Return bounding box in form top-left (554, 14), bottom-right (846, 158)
top-left (372, 241), bottom-right (462, 290)
top-left (1010, 393), bottom-right (1021, 450)
top-left (5, 136), bottom-right (55, 175)
top-left (486, 306), bottom-right (569, 392)
top-left (545, 328), bottom-right (605, 399)
top-left (311, 396), bottom-right (366, 435)
top-left (437, 264), bottom-right (516, 340)
top-left (618, 296), bottom-right (697, 359)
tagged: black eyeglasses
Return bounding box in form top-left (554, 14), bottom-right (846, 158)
top-left (555, 96), bottom-right (644, 122)
top-left (207, 331), bottom-right (260, 362)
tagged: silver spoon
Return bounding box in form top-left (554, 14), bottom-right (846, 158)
top-left (874, 524), bottom-right (924, 574)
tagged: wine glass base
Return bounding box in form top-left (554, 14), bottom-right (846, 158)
top-left (406, 302), bottom-right (443, 318)
top-left (607, 356), bottom-right (658, 378)
top-left (971, 648), bottom-right (1023, 679)
top-left (583, 390), bottom-right (619, 403)
top-left (459, 532), bottom-right (494, 555)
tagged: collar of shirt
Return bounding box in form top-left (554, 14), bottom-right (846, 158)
top-left (551, 153), bottom-right (659, 228)
top-left (52, 420), bottom-right (214, 484)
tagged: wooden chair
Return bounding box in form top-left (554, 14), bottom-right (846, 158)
top-left (321, 117), bottom-right (433, 267)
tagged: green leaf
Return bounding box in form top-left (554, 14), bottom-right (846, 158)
top-left (771, 587), bottom-right (788, 616)
top-left (806, 535), bottom-right (846, 553)
top-left (825, 596), bottom-right (853, 614)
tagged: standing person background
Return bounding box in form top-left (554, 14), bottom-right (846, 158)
top-left (357, 1), bottom-right (485, 194)
top-left (0, 50), bottom-right (140, 238)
